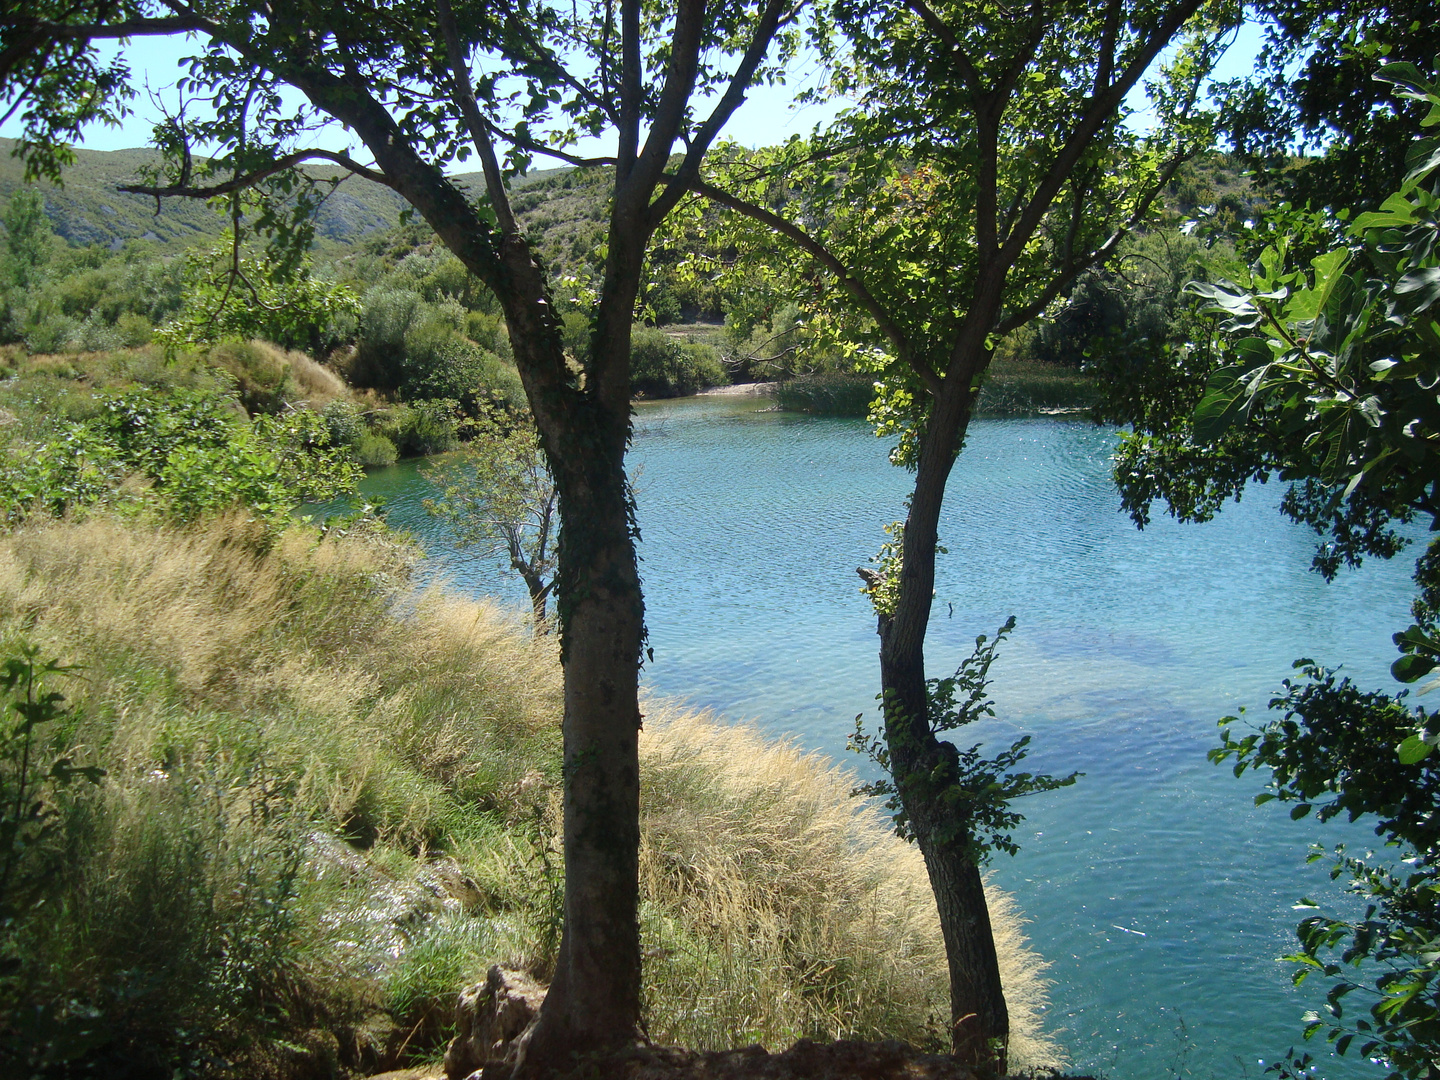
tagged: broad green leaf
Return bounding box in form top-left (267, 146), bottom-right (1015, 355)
top-left (1392, 653), bottom-right (1437, 683)
top-left (1397, 734), bottom-right (1435, 764)
top-left (1404, 137), bottom-right (1440, 185)
top-left (1193, 367), bottom-right (1247, 442)
top-left (1396, 267), bottom-right (1440, 314)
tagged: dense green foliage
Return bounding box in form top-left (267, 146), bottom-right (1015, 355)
top-left (0, 381), bottom-right (359, 525)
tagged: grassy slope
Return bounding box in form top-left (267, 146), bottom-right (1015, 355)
top-left (0, 513), bottom-right (1060, 1076)
top-left (0, 138), bottom-right (580, 255)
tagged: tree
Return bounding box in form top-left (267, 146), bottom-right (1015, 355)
top-left (679, 0), bottom-right (1234, 1066)
top-left (0, 188), bottom-right (50, 291)
top-left (1, 0), bottom-right (799, 1065)
top-left (424, 409), bottom-right (558, 624)
top-left (1217, 0), bottom-right (1440, 212)
top-left (1112, 63), bottom-right (1440, 1079)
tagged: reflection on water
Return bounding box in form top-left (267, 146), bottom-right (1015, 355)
top-left (332, 394), bottom-right (1416, 1080)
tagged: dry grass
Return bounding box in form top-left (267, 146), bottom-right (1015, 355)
top-left (638, 709), bottom-right (1061, 1069)
top-left (0, 515), bottom-right (1061, 1071)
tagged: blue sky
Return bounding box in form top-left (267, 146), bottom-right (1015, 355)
top-left (3, 19), bottom-right (1267, 165)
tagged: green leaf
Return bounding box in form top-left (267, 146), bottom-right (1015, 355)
top-left (1392, 653), bottom-right (1437, 683)
top-left (1193, 367), bottom-right (1250, 443)
top-left (1397, 734), bottom-right (1435, 764)
top-left (1404, 137), bottom-right (1440, 185)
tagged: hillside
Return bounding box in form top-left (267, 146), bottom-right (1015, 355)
top-left (0, 138), bottom-right (578, 252)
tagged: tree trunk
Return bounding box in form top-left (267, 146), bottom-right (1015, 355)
top-left (475, 236), bottom-right (645, 1072)
top-left (521, 455), bottom-right (644, 1065)
top-left (877, 367), bottom-right (1010, 1072)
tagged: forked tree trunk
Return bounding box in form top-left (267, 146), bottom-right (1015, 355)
top-left (463, 238), bottom-right (646, 1070)
top-left (877, 362), bottom-right (1010, 1072)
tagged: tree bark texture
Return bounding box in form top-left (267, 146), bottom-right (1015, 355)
top-left (491, 239), bottom-right (646, 1068)
top-left (877, 360), bottom-right (1010, 1072)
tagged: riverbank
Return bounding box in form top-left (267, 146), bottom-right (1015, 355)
top-left (0, 512), bottom-right (1061, 1077)
top-left (763, 360), bottom-right (1101, 417)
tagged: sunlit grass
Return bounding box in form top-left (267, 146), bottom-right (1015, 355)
top-left (0, 514), bottom-right (1062, 1071)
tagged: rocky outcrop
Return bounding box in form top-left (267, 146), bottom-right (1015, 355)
top-left (443, 965), bottom-right (548, 1080)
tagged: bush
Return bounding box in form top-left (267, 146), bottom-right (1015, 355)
top-left (0, 386), bottom-right (360, 525)
top-left (630, 326), bottom-right (725, 398)
top-left (22, 311), bottom-right (76, 355)
top-left (355, 432), bottom-right (399, 468)
top-left (354, 285), bottom-right (425, 390)
top-left (377, 399), bottom-right (460, 457)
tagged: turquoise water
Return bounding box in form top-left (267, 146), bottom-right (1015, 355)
top-left (338, 394), bottom-right (1419, 1079)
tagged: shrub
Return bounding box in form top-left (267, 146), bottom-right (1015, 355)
top-left (21, 311), bottom-right (76, 355)
top-left (377, 399), bottom-right (460, 457)
top-left (0, 386), bottom-right (359, 525)
top-left (355, 432), bottom-right (399, 468)
top-left (354, 285), bottom-right (425, 389)
top-left (630, 326), bottom-right (725, 397)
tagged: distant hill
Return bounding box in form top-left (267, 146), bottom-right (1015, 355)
top-left (0, 138), bottom-right (581, 253)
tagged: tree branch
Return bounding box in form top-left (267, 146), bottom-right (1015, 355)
top-left (484, 120), bottom-right (618, 169)
top-left (627, 0), bottom-right (709, 200)
top-left (903, 0), bottom-right (985, 97)
top-left (118, 148), bottom-right (395, 199)
top-left (997, 0), bottom-right (1207, 263)
top-left (435, 0), bottom-right (517, 235)
top-left (647, 0), bottom-right (794, 227)
top-left (617, 0), bottom-right (642, 177)
top-left (683, 176), bottom-right (938, 395)
top-left (493, 0), bottom-right (620, 125)
top-left (994, 148), bottom-right (1190, 335)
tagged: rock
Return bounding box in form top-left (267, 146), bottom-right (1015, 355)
top-left (443, 965), bottom-right (548, 1080)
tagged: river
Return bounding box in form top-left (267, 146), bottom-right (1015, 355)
top-left (331, 393), bottom-right (1420, 1080)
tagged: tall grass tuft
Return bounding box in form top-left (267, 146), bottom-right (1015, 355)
top-left (637, 709), bottom-right (1060, 1068)
top-left (0, 515), bottom-right (1061, 1074)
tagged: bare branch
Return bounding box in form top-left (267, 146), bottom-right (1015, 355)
top-left (484, 121), bottom-right (618, 169)
top-left (118, 149), bottom-right (395, 199)
top-left (618, 0), bottom-right (642, 175)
